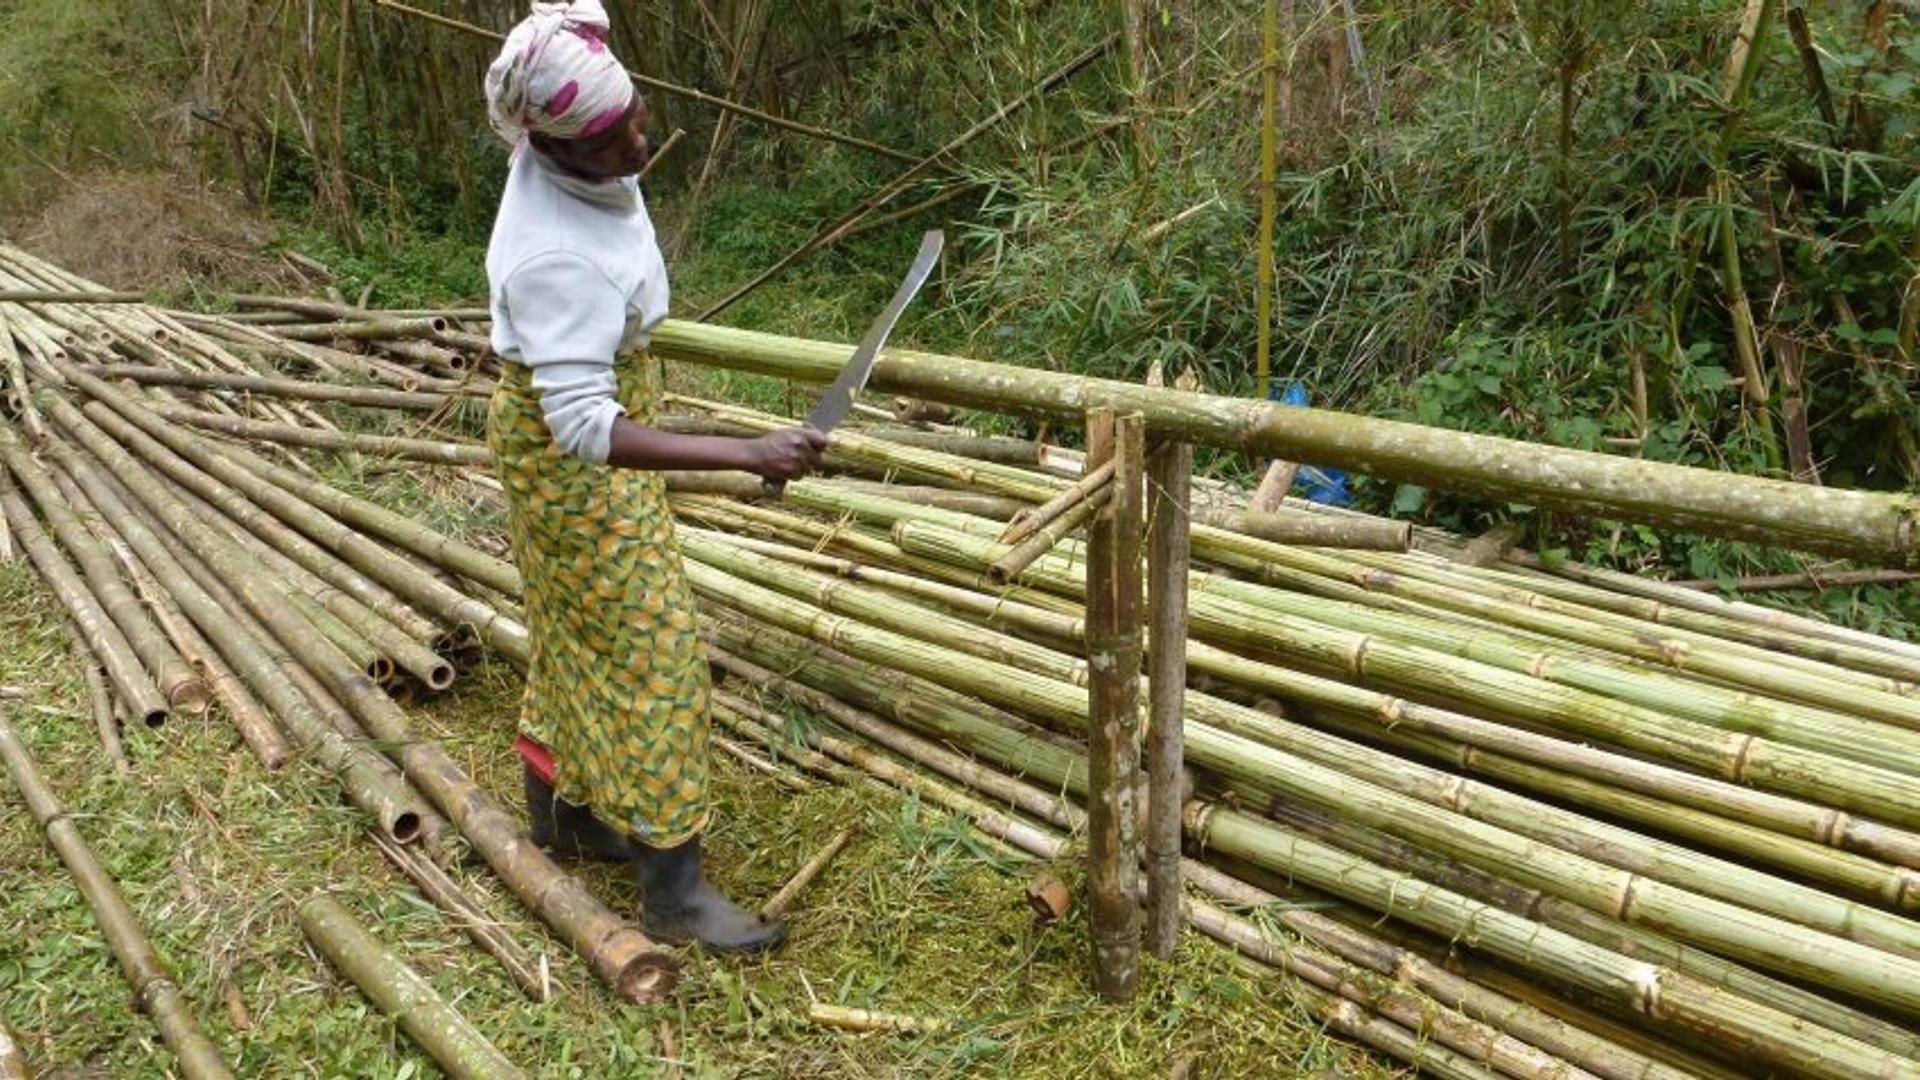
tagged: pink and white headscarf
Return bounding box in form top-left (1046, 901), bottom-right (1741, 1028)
top-left (484, 0), bottom-right (634, 147)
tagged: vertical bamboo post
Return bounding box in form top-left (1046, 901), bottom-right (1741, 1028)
top-left (1255, 0), bottom-right (1280, 405)
top-left (1085, 408), bottom-right (1145, 1000)
top-left (1145, 436), bottom-right (1191, 960)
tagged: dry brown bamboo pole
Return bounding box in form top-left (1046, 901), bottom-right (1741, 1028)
top-left (0, 314), bottom-right (44, 444)
top-left (0, 712), bottom-right (235, 1080)
top-left (143, 400), bottom-right (489, 466)
top-left (51, 398), bottom-right (675, 1002)
top-left (1195, 506), bottom-right (1409, 551)
top-left (297, 894), bottom-right (526, 1080)
top-left (761, 829), bottom-right (854, 919)
top-left (998, 459), bottom-right (1115, 545)
top-left (80, 365), bottom-right (464, 411)
top-left (1674, 567), bottom-right (1920, 592)
top-left (48, 413), bottom-right (430, 842)
top-left (267, 317), bottom-right (449, 343)
top-left (851, 428), bottom-right (1043, 465)
top-left (1085, 409), bottom-right (1143, 1001)
top-left (43, 458), bottom-right (292, 769)
top-left (369, 830), bottom-right (549, 1004)
top-left (61, 615), bottom-right (130, 776)
top-left (0, 429), bottom-right (209, 715)
top-left (0, 470), bottom-right (169, 727)
top-left (1144, 437), bottom-right (1190, 961)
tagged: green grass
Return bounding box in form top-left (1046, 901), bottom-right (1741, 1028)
top-left (0, 536), bottom-right (1395, 1078)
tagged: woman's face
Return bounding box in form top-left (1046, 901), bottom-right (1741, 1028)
top-left (535, 94), bottom-right (650, 181)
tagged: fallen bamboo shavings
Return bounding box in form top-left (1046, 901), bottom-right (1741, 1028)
top-left (761, 829), bottom-right (854, 919)
top-left (807, 1002), bottom-right (947, 1037)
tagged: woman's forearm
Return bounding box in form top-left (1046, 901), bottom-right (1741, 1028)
top-left (604, 416), bottom-right (758, 472)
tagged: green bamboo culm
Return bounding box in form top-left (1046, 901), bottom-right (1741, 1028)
top-left (0, 711), bottom-right (235, 1080)
top-left (296, 895), bottom-right (526, 1080)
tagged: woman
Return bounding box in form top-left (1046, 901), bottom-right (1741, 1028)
top-left (483, 0), bottom-right (824, 955)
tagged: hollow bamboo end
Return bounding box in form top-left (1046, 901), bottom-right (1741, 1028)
top-left (167, 681), bottom-right (212, 716)
top-left (425, 662), bottom-right (457, 692)
top-left (141, 706), bottom-right (169, 729)
top-left (614, 952), bottom-right (680, 1003)
top-left (389, 811), bottom-right (423, 845)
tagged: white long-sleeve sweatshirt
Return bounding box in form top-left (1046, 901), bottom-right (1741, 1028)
top-left (485, 145), bottom-right (670, 463)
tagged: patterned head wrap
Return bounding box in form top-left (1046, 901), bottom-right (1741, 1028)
top-left (484, 1), bottom-right (634, 147)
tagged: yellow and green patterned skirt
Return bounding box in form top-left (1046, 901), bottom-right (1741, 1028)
top-left (488, 351), bottom-right (711, 848)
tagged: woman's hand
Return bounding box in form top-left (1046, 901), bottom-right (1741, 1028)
top-left (747, 428), bottom-right (829, 480)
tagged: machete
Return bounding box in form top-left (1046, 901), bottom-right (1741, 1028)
top-left (762, 229), bottom-right (945, 498)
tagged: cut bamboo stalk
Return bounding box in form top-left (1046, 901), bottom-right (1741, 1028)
top-left (807, 1003), bottom-right (945, 1036)
top-left (0, 712), bottom-right (235, 1080)
top-left (61, 380), bottom-right (524, 663)
top-left (0, 470), bottom-right (169, 727)
top-left (998, 459), bottom-right (1115, 545)
top-left (762, 829), bottom-right (853, 918)
top-left (1085, 409), bottom-right (1143, 1000)
top-left (707, 607), bottom-right (1919, 1064)
top-left (268, 316), bottom-right (448, 343)
top-left (80, 364), bottom-right (463, 410)
top-left (48, 415), bottom-right (427, 841)
top-left (1247, 459), bottom-right (1298, 513)
top-left (1187, 802), bottom-right (1920, 1080)
top-left (369, 831), bottom-right (549, 1004)
top-left (729, 641), bottom-right (1636, 1080)
top-left (648, 320), bottom-right (1920, 566)
top-left (690, 545), bottom-right (1920, 1010)
top-left (45, 461), bottom-right (291, 768)
top-left (296, 894), bottom-right (526, 1080)
top-left (0, 428), bottom-right (208, 715)
top-left (0, 290), bottom-right (143, 304)
top-left (1196, 506), bottom-right (1409, 550)
top-left (1144, 437), bottom-right (1191, 961)
top-left (44, 396), bottom-right (674, 1000)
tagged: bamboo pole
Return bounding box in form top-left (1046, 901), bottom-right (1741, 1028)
top-left (0, 428), bottom-right (208, 715)
top-left (989, 487), bottom-right (1109, 584)
top-left (999, 460), bottom-right (1115, 545)
top-left (807, 1003), bottom-right (945, 1036)
top-left (59, 378), bottom-right (524, 663)
top-left (1195, 506), bottom-right (1409, 550)
top-left (44, 398), bottom-right (675, 1001)
top-left (297, 895), bottom-right (526, 1080)
top-left (45, 459), bottom-right (292, 769)
top-left (0, 290), bottom-right (143, 304)
top-left (649, 321), bottom-right (1920, 566)
top-left (0, 470), bottom-right (169, 727)
top-left (1144, 437), bottom-right (1191, 960)
top-left (143, 400), bottom-right (489, 466)
top-left (1187, 802), bottom-right (1919, 1080)
top-left (705, 605), bottom-right (1920, 1063)
top-left (46, 410), bottom-right (427, 841)
top-left (1085, 409), bottom-right (1143, 1000)
top-left (1256, 0), bottom-right (1280, 403)
top-left (0, 712), bottom-right (234, 1080)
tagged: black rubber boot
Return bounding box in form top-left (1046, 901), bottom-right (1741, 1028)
top-left (632, 836), bottom-right (787, 954)
top-left (524, 764), bottom-right (638, 863)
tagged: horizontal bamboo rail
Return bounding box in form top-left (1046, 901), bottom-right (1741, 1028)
top-left (649, 321), bottom-right (1920, 566)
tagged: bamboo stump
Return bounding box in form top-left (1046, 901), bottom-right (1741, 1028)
top-left (1145, 437), bottom-right (1192, 959)
top-left (1085, 407), bottom-right (1144, 1000)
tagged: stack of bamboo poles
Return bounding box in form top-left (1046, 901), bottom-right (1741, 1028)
top-left (6, 244), bottom-right (1920, 1077)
